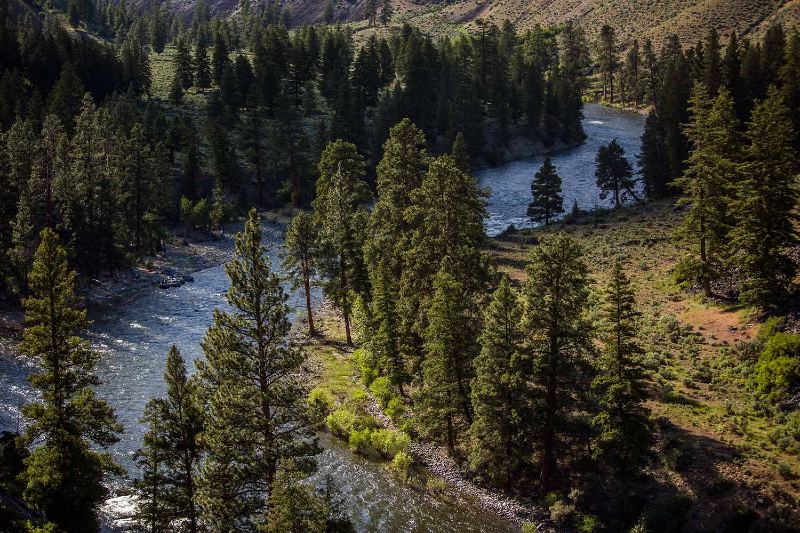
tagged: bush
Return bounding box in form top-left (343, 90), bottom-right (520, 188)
top-left (521, 523), bottom-right (537, 533)
top-left (369, 376), bottom-right (394, 408)
top-left (385, 396), bottom-right (409, 423)
top-left (575, 513), bottom-right (600, 533)
top-left (370, 429), bottom-right (411, 459)
top-left (757, 316), bottom-right (785, 343)
top-left (352, 349), bottom-right (378, 386)
top-left (389, 451), bottom-right (413, 481)
top-left (348, 428), bottom-right (373, 454)
top-left (754, 333), bottom-right (800, 403)
top-left (425, 477), bottom-right (447, 495)
top-left (308, 387), bottom-right (334, 418)
top-left (326, 409), bottom-right (358, 439)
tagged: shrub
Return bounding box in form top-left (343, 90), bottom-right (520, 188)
top-left (575, 513), bottom-right (600, 533)
top-left (521, 523), bottom-right (537, 533)
top-left (308, 387), bottom-right (334, 418)
top-left (389, 451), bottom-right (413, 481)
top-left (385, 396), bottom-right (409, 423)
top-left (352, 349), bottom-right (378, 386)
top-left (425, 477), bottom-right (447, 495)
top-left (757, 316), bottom-right (785, 343)
top-left (777, 462), bottom-right (794, 479)
top-left (754, 333), bottom-right (800, 403)
top-left (346, 389), bottom-right (369, 411)
top-left (369, 376), bottom-right (394, 408)
top-left (326, 409), bottom-right (358, 439)
top-left (370, 429), bottom-right (411, 459)
top-left (348, 428), bottom-right (373, 455)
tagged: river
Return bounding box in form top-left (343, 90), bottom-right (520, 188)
top-left (479, 103), bottom-right (646, 236)
top-left (0, 104), bottom-right (645, 532)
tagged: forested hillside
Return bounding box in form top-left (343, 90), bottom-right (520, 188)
top-left (1, 0), bottom-right (799, 532)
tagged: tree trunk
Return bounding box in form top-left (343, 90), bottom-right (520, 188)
top-left (304, 274), bottom-right (315, 336)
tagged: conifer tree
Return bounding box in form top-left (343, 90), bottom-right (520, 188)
top-left (703, 28), bottom-right (722, 96)
top-left (675, 84), bottom-right (738, 297)
top-left (196, 209), bottom-right (317, 531)
top-left (729, 88), bottom-right (798, 308)
top-left (195, 32), bottom-right (212, 91)
top-left (169, 71), bottom-right (184, 104)
top-left (175, 37), bottom-right (195, 90)
top-left (369, 260), bottom-right (406, 394)
top-left (527, 157), bottom-right (564, 225)
top-left (313, 140), bottom-right (371, 345)
top-left (451, 131), bottom-right (470, 173)
top-left (595, 139), bottom-right (636, 208)
top-left (596, 25), bottom-right (618, 103)
top-left (47, 63), bottom-right (85, 134)
top-left (281, 210), bottom-right (319, 336)
top-left (135, 346), bottom-right (203, 533)
top-left (591, 260), bottom-right (651, 476)
top-left (323, 0), bottom-right (334, 24)
top-left (19, 228), bottom-right (121, 532)
top-left (417, 263), bottom-right (477, 453)
top-left (263, 459), bottom-right (327, 533)
top-left (212, 30), bottom-right (230, 86)
top-left (522, 233), bottom-right (592, 489)
top-left (469, 276), bottom-right (530, 488)
top-left (638, 110), bottom-right (671, 199)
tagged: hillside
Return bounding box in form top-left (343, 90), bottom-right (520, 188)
top-left (163, 0), bottom-right (800, 45)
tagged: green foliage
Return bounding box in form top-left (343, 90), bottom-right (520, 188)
top-left (263, 459), bottom-right (328, 533)
top-left (0, 431), bottom-right (27, 496)
top-left (325, 409), bottom-right (359, 439)
top-left (469, 275), bottom-right (530, 487)
top-left (19, 228), bottom-right (121, 532)
top-left (389, 451), bottom-right (412, 481)
top-left (134, 345), bottom-right (204, 532)
top-left (754, 333), bottom-right (800, 403)
top-left (528, 157), bottom-right (564, 225)
top-left (369, 429), bottom-right (411, 459)
top-left (592, 260), bottom-right (652, 476)
top-left (674, 83), bottom-right (738, 297)
top-left (595, 139), bottom-right (636, 208)
top-left (352, 348), bottom-right (379, 386)
top-left (308, 387), bottom-right (335, 419)
top-left (369, 376), bottom-right (394, 408)
top-left (416, 264), bottom-right (477, 452)
top-left (522, 233), bottom-right (593, 488)
top-left (281, 210), bottom-right (319, 335)
top-left (348, 428), bottom-right (373, 454)
top-left (195, 210), bottom-right (316, 531)
top-left (728, 87), bottom-right (799, 308)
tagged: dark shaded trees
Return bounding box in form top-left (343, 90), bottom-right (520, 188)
top-left (528, 157), bottom-right (564, 225)
top-left (595, 139), bottom-right (636, 208)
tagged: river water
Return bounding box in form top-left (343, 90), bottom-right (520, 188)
top-left (479, 103), bottom-right (646, 236)
top-left (0, 104), bottom-right (645, 532)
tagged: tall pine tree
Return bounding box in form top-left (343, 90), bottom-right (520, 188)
top-left (527, 157), bottom-right (564, 225)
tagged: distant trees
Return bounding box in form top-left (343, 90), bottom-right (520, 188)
top-left (595, 139), bottom-right (636, 208)
top-left (18, 229), bottom-right (121, 532)
top-left (528, 157), bottom-right (564, 225)
top-left (596, 25), bottom-right (619, 103)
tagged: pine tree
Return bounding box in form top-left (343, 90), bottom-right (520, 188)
top-left (46, 63), bottom-right (85, 134)
top-left (675, 84), bottom-right (738, 298)
top-left (135, 346), bottom-right (203, 533)
top-left (638, 110), bottom-right (671, 199)
top-left (527, 157), bottom-right (564, 225)
top-left (365, 0), bottom-right (377, 26)
top-left (195, 31), bottom-right (212, 90)
top-left (281, 210), bottom-right (319, 336)
top-left (522, 233), bottom-right (592, 489)
top-left (595, 139), bottom-right (637, 208)
top-left (263, 459), bottom-right (327, 533)
top-left (313, 140), bottom-right (371, 345)
top-left (469, 276), bottom-right (529, 488)
top-left (451, 131), bottom-right (469, 173)
top-left (416, 263), bottom-right (476, 453)
top-left (212, 30), bottom-right (230, 86)
top-left (197, 210), bottom-right (317, 531)
top-left (703, 28), bottom-right (722, 96)
top-left (19, 228), bottom-right (121, 532)
top-left (729, 88), bottom-right (798, 308)
top-left (401, 155), bottom-right (490, 373)
top-left (169, 71), bottom-right (184, 104)
top-left (597, 25), bottom-right (618, 103)
top-left (175, 37), bottom-right (195, 90)
top-left (369, 260), bottom-right (406, 394)
top-left (592, 260), bottom-right (651, 476)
